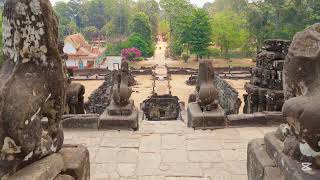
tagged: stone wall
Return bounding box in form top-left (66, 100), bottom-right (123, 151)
top-left (85, 71), bottom-right (114, 114)
top-left (213, 75), bottom-right (241, 115)
top-left (243, 39), bottom-right (290, 114)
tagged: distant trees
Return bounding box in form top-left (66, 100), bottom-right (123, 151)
top-left (211, 11), bottom-right (249, 58)
top-left (130, 12), bottom-right (152, 43)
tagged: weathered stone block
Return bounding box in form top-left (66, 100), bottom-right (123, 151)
top-left (107, 100), bottom-right (134, 116)
top-left (264, 133), bottom-right (320, 180)
top-left (62, 114), bottom-right (99, 129)
top-left (247, 139), bottom-right (280, 180)
top-left (59, 145), bottom-right (90, 180)
top-left (187, 102), bottom-right (226, 129)
top-left (6, 154), bottom-right (64, 180)
top-left (99, 107), bottom-right (139, 130)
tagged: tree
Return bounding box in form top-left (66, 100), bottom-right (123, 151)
top-left (130, 12), bottom-right (152, 43)
top-left (184, 9), bottom-right (212, 60)
top-left (126, 34), bottom-right (154, 57)
top-left (83, 26), bottom-right (98, 40)
top-left (135, 0), bottom-right (160, 38)
top-left (211, 11), bottom-right (249, 59)
top-left (66, 20), bottom-right (79, 35)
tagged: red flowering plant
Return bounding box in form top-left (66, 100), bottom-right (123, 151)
top-left (121, 48), bottom-right (142, 61)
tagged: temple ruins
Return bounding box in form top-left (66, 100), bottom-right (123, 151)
top-left (243, 39), bottom-right (290, 114)
top-left (247, 23), bottom-right (320, 180)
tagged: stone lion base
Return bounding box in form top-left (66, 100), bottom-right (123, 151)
top-left (247, 132), bottom-right (320, 180)
top-left (99, 101), bottom-right (139, 131)
top-left (3, 145), bottom-right (90, 180)
top-left (187, 102), bottom-right (226, 129)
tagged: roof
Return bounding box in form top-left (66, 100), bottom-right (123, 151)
top-left (65, 33), bottom-right (88, 49)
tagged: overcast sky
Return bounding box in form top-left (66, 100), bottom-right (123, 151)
top-left (50, 0), bottom-right (215, 7)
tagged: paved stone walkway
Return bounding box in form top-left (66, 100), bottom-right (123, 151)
top-left (64, 120), bottom-right (277, 180)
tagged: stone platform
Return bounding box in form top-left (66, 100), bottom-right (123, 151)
top-left (99, 101), bottom-right (139, 131)
top-left (63, 120), bottom-right (276, 180)
top-left (247, 132), bottom-right (320, 180)
top-left (4, 145), bottom-right (90, 180)
top-left (187, 102), bottom-right (226, 129)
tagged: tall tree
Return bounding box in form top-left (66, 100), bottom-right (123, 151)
top-left (130, 12), bottom-right (152, 43)
top-left (176, 9), bottom-right (212, 60)
top-left (135, 0), bottom-right (160, 38)
top-left (211, 11), bottom-right (249, 58)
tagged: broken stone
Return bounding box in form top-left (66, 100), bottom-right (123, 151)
top-left (59, 145), bottom-right (90, 180)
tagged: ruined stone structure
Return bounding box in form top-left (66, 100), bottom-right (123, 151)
top-left (243, 39), bottom-right (290, 114)
top-left (0, 0), bottom-right (89, 178)
top-left (187, 61), bottom-right (226, 129)
top-left (247, 24), bottom-right (320, 180)
top-left (142, 65), bottom-right (182, 121)
top-left (85, 63), bottom-right (136, 114)
top-left (99, 62), bottom-right (139, 130)
top-left (213, 76), bottom-right (241, 115)
top-left (85, 70), bottom-right (114, 114)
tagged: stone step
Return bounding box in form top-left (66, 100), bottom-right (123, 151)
top-left (247, 139), bottom-right (283, 180)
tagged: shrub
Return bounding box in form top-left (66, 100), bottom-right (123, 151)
top-left (134, 57), bottom-right (144, 61)
top-left (121, 48), bottom-right (142, 61)
top-left (126, 33), bottom-right (154, 57)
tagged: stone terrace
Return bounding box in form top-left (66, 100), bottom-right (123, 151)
top-left (64, 119), bottom-right (277, 180)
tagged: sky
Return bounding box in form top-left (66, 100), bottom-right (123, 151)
top-left (50, 0), bottom-right (215, 7)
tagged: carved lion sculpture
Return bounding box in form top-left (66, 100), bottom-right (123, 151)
top-left (196, 60), bottom-right (219, 111)
top-left (0, 0), bottom-right (67, 175)
top-left (282, 23), bottom-right (320, 168)
top-left (112, 62), bottom-right (132, 106)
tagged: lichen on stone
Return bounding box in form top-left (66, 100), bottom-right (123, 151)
top-left (30, 0), bottom-right (42, 15)
top-left (15, 2), bottom-right (28, 15)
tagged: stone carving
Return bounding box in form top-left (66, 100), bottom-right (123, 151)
top-left (112, 62), bottom-right (132, 106)
top-left (196, 60), bottom-right (219, 111)
top-left (0, 0), bottom-right (67, 176)
top-left (243, 39), bottom-right (290, 113)
top-left (282, 23), bottom-right (320, 168)
top-left (187, 60), bottom-right (226, 129)
top-left (99, 62), bottom-right (138, 130)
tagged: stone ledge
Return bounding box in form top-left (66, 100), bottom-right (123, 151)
top-left (7, 154), bottom-right (64, 180)
top-left (227, 111), bottom-right (285, 127)
top-left (247, 139), bottom-right (282, 180)
top-left (264, 133), bottom-right (320, 180)
top-left (187, 103), bottom-right (226, 130)
top-left (99, 108), bottom-right (139, 131)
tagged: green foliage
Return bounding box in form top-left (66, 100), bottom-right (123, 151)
top-left (130, 12), bottom-right (152, 43)
top-left (134, 57), bottom-right (144, 61)
top-left (169, 39), bottom-right (184, 57)
top-left (135, 0), bottom-right (160, 38)
top-left (158, 20), bottom-right (170, 36)
top-left (82, 26), bottom-right (98, 40)
top-left (187, 9), bottom-right (212, 58)
top-left (211, 11), bottom-right (249, 59)
top-left (126, 34), bottom-right (154, 57)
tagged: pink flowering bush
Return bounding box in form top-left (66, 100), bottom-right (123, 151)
top-left (121, 48), bottom-right (142, 61)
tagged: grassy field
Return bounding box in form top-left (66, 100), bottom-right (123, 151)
top-left (129, 58), bottom-right (255, 69)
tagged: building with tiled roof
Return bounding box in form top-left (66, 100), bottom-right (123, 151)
top-left (63, 33), bottom-right (106, 69)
